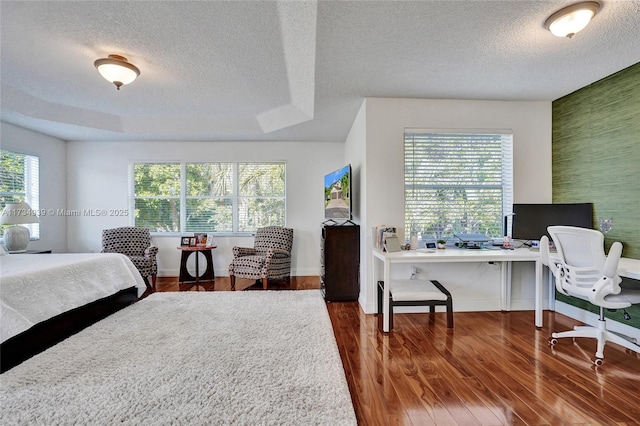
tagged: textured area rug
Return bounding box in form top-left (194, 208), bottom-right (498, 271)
top-left (0, 291), bottom-right (356, 425)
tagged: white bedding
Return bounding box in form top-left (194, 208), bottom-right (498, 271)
top-left (0, 253), bottom-right (146, 343)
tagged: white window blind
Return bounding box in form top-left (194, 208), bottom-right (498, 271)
top-left (237, 163), bottom-right (286, 232)
top-left (0, 150), bottom-right (40, 238)
top-left (185, 163), bottom-right (233, 232)
top-left (404, 129), bottom-right (513, 240)
top-left (131, 161), bottom-right (285, 234)
top-left (132, 163), bottom-right (181, 232)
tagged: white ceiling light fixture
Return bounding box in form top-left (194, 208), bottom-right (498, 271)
top-left (94, 54), bottom-right (140, 90)
top-left (545, 1), bottom-right (600, 38)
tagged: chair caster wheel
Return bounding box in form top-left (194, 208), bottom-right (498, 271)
top-left (549, 338), bottom-right (558, 346)
top-left (593, 358), bottom-right (603, 366)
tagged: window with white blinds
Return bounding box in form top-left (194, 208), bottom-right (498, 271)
top-left (237, 163), bottom-right (286, 232)
top-left (404, 129), bottom-right (513, 241)
top-left (131, 161), bottom-right (285, 234)
top-left (185, 163), bottom-right (234, 233)
top-left (0, 150), bottom-right (40, 239)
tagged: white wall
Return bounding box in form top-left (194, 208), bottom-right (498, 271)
top-left (66, 140), bottom-right (344, 277)
top-left (0, 121), bottom-right (67, 253)
top-left (343, 100), bottom-right (367, 304)
top-left (358, 98), bottom-right (552, 313)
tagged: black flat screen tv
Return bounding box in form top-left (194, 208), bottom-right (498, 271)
top-left (511, 203), bottom-right (593, 241)
top-left (324, 164), bottom-right (352, 220)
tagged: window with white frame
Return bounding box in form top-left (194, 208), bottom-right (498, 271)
top-left (404, 129), bottom-right (513, 241)
top-left (131, 162), bottom-right (285, 234)
top-left (0, 150), bottom-right (40, 239)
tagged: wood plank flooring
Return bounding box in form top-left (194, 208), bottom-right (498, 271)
top-left (154, 276), bottom-right (319, 292)
top-left (327, 302), bottom-right (640, 426)
top-left (155, 277), bottom-right (640, 425)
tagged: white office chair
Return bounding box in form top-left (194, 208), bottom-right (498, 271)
top-left (540, 226), bottom-right (640, 365)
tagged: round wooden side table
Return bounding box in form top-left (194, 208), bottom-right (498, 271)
top-left (177, 245), bottom-right (217, 291)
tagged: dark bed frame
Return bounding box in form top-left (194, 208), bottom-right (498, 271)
top-left (1, 287), bottom-right (140, 373)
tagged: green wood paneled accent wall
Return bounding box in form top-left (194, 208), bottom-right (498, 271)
top-left (552, 63), bottom-right (640, 328)
top-left (552, 62), bottom-right (640, 259)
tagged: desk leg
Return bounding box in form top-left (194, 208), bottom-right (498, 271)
top-left (383, 258), bottom-right (391, 333)
top-left (506, 261), bottom-right (512, 311)
top-left (500, 261), bottom-right (512, 312)
top-left (535, 258), bottom-right (543, 328)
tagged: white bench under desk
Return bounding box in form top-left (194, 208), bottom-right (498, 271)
top-left (377, 279), bottom-right (453, 331)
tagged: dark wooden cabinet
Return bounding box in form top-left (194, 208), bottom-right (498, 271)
top-left (321, 224), bottom-right (360, 301)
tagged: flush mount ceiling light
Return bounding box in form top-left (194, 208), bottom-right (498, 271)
top-left (94, 54), bottom-right (140, 90)
top-left (545, 1), bottom-right (600, 38)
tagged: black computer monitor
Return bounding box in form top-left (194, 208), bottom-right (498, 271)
top-left (511, 203), bottom-right (593, 241)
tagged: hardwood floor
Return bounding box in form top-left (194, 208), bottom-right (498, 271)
top-left (154, 275), bottom-right (320, 292)
top-left (327, 302), bottom-right (640, 426)
top-left (154, 278), bottom-right (640, 425)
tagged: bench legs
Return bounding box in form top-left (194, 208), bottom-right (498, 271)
top-left (378, 280), bottom-right (453, 331)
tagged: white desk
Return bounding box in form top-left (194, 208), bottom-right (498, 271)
top-left (372, 247), bottom-right (542, 332)
top-left (373, 249), bottom-right (640, 332)
top-left (618, 258), bottom-right (640, 280)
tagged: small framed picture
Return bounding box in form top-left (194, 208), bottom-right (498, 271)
top-left (189, 237), bottom-right (197, 246)
top-left (194, 232), bottom-right (207, 245)
top-left (180, 236), bottom-right (191, 246)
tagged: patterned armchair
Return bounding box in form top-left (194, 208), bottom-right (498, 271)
top-left (229, 226), bottom-right (294, 290)
top-left (101, 227), bottom-right (158, 290)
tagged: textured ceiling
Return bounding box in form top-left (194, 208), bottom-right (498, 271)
top-left (1, 0), bottom-right (639, 142)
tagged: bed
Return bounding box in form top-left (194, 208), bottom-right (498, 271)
top-left (0, 252), bottom-right (147, 372)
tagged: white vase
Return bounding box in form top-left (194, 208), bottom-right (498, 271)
top-left (4, 225), bottom-right (30, 252)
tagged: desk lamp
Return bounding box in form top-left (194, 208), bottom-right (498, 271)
top-left (1, 202), bottom-right (39, 252)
